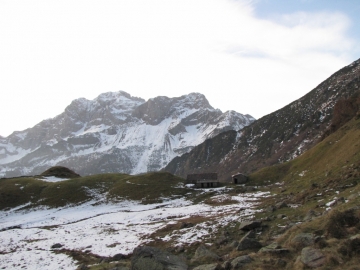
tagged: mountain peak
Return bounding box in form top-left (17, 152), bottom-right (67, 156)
top-left (96, 91), bottom-right (145, 103)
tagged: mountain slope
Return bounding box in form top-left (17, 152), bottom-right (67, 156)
top-left (0, 92), bottom-right (254, 177)
top-left (164, 58), bottom-right (360, 181)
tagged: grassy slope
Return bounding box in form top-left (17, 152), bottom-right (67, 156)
top-left (241, 116), bottom-right (360, 269)
top-left (0, 172), bottom-right (193, 210)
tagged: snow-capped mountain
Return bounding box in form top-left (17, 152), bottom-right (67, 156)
top-left (0, 92), bottom-right (255, 177)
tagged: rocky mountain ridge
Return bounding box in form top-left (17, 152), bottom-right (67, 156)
top-left (164, 58), bottom-right (360, 181)
top-left (0, 92), bottom-right (254, 177)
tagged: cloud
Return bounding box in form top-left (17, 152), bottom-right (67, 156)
top-left (0, 0), bottom-right (356, 136)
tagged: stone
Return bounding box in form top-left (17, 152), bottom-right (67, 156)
top-left (191, 245), bottom-right (219, 264)
top-left (291, 233), bottom-right (315, 249)
top-left (112, 253), bottom-right (127, 261)
top-left (131, 246), bottom-right (188, 270)
top-left (348, 193), bottom-right (359, 200)
top-left (230, 255), bottom-right (252, 269)
top-left (301, 247), bottom-right (326, 268)
top-left (266, 206), bottom-right (277, 213)
top-left (179, 222), bottom-right (194, 229)
top-left (259, 243), bottom-right (290, 254)
top-left (276, 259), bottom-right (287, 267)
top-left (216, 235), bottom-right (228, 246)
top-left (303, 210), bottom-right (320, 221)
top-left (275, 201), bottom-right (288, 209)
top-left (221, 261), bottom-right (231, 270)
top-left (239, 220), bottom-right (262, 231)
top-left (192, 263), bottom-right (220, 270)
top-left (237, 232), bottom-right (262, 251)
top-left (51, 243), bottom-right (63, 249)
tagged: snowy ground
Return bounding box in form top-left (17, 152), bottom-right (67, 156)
top-left (0, 187), bottom-right (268, 270)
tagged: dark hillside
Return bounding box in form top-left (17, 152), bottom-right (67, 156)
top-left (164, 58), bottom-right (360, 181)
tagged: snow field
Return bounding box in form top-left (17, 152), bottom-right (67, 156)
top-left (0, 189), bottom-right (268, 269)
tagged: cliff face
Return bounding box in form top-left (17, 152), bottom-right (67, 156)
top-left (0, 92), bottom-right (254, 177)
top-left (164, 58), bottom-right (360, 181)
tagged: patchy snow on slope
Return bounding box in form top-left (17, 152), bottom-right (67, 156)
top-left (37, 176), bottom-right (70, 182)
top-left (0, 189), bottom-right (267, 269)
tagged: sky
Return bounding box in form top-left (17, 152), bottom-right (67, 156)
top-left (0, 0), bottom-right (359, 137)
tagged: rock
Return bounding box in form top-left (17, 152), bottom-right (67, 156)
top-left (275, 201), bottom-right (288, 209)
top-left (301, 247), bottom-right (326, 268)
top-left (237, 232), bottom-right (262, 251)
top-left (276, 259), bottom-right (287, 267)
top-left (112, 253), bottom-right (127, 261)
top-left (230, 255), bottom-right (252, 269)
top-left (239, 220), bottom-right (262, 231)
top-left (259, 243), bottom-right (289, 254)
top-left (51, 243), bottom-right (63, 249)
top-left (291, 233), bottom-right (315, 249)
top-left (131, 246), bottom-right (188, 270)
top-left (77, 264), bottom-right (89, 270)
top-left (277, 214), bottom-right (286, 219)
top-left (303, 210), bottom-right (320, 221)
top-left (245, 186), bottom-right (256, 192)
top-left (192, 263), bottom-right (220, 270)
top-left (348, 193), bottom-right (359, 200)
top-left (191, 245), bottom-right (219, 264)
top-left (266, 206), bottom-right (277, 213)
top-left (216, 235), bottom-right (228, 246)
top-left (179, 222), bottom-right (194, 229)
top-left (350, 234), bottom-right (360, 240)
top-left (221, 261), bottom-right (231, 270)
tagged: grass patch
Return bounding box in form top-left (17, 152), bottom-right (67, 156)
top-left (0, 172), bottom-right (193, 209)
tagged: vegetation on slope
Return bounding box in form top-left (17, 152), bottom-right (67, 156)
top-left (0, 172), bottom-right (194, 210)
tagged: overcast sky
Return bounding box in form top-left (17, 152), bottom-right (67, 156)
top-left (1, 0), bottom-right (359, 137)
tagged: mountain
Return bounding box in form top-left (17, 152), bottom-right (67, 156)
top-left (164, 58), bottom-right (360, 181)
top-left (0, 92), bottom-right (254, 177)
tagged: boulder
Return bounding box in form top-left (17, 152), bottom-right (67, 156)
top-left (237, 231), bottom-right (261, 251)
top-left (239, 220), bottom-right (262, 231)
top-left (131, 246), bottom-right (188, 270)
top-left (111, 253), bottom-right (128, 261)
top-left (192, 263), bottom-right (220, 270)
top-left (51, 243), bottom-right (63, 249)
top-left (230, 255), bottom-right (252, 269)
top-left (300, 247), bottom-right (326, 268)
top-left (191, 245), bottom-right (219, 264)
top-left (291, 233), bottom-right (315, 249)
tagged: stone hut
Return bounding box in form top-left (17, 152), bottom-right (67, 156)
top-left (186, 173), bottom-right (219, 188)
top-left (232, 173), bottom-right (248, 184)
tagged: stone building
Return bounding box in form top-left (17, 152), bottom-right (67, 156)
top-left (232, 173), bottom-right (248, 184)
top-left (186, 173), bottom-right (219, 188)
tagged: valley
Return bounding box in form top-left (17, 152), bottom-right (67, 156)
top-left (0, 58), bottom-right (360, 269)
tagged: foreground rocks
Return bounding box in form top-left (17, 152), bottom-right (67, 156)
top-left (131, 246), bottom-right (188, 270)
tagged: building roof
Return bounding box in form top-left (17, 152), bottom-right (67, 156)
top-left (186, 173), bottom-right (218, 181)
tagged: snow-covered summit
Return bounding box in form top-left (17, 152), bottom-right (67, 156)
top-left (0, 91), bottom-right (255, 177)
